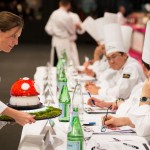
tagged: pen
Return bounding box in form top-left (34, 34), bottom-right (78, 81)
top-left (83, 122), bottom-right (96, 126)
top-left (143, 143), bottom-right (150, 150)
top-left (87, 92), bottom-right (95, 105)
top-left (113, 137), bottom-right (120, 142)
top-left (123, 143), bottom-right (139, 149)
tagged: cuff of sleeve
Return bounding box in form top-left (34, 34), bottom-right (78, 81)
top-left (0, 101), bottom-right (8, 114)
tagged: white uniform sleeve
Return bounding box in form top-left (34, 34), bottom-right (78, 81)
top-left (0, 101), bottom-right (8, 129)
top-left (75, 15), bottom-right (85, 34)
top-left (0, 101), bottom-right (8, 114)
top-left (69, 12), bottom-right (85, 34)
top-left (99, 66), bottom-right (139, 100)
top-left (128, 105), bottom-right (150, 137)
top-left (45, 15), bottom-right (54, 35)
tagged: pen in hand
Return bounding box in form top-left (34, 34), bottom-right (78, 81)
top-left (87, 92), bottom-right (95, 105)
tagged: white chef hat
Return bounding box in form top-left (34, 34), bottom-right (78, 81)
top-left (121, 25), bottom-right (133, 53)
top-left (95, 17), bottom-right (118, 44)
top-left (142, 20), bottom-right (150, 65)
top-left (104, 23), bottom-right (125, 55)
top-left (104, 12), bottom-right (118, 23)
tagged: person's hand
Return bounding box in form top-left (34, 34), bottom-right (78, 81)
top-left (13, 111), bottom-right (36, 126)
top-left (76, 23), bottom-right (82, 30)
top-left (93, 45), bottom-right (105, 62)
top-left (103, 115), bottom-right (135, 128)
top-left (110, 102), bottom-right (118, 111)
top-left (83, 60), bottom-right (92, 69)
top-left (84, 68), bottom-right (95, 77)
top-left (85, 84), bottom-right (99, 95)
top-left (87, 97), bottom-right (112, 108)
top-left (2, 107), bottom-right (36, 126)
top-left (84, 81), bottom-right (95, 88)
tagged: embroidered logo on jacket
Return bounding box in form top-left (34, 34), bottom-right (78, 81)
top-left (123, 74), bottom-right (130, 78)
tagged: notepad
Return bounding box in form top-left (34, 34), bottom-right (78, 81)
top-left (84, 106), bottom-right (116, 114)
top-left (83, 125), bottom-right (135, 134)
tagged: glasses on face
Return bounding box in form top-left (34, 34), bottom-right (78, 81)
top-left (106, 53), bottom-right (122, 62)
top-left (101, 105), bottom-right (112, 132)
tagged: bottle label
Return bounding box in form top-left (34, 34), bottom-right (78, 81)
top-left (59, 103), bottom-right (70, 118)
top-left (67, 141), bottom-right (80, 150)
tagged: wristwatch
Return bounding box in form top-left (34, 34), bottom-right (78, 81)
top-left (115, 98), bottom-right (124, 106)
top-left (140, 97), bottom-right (150, 102)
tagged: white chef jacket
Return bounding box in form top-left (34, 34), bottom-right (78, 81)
top-left (97, 56), bottom-right (146, 101)
top-left (0, 101), bottom-right (8, 129)
top-left (116, 82), bottom-right (143, 117)
top-left (69, 12), bottom-right (85, 66)
top-left (0, 101), bottom-right (7, 113)
top-left (45, 8), bottom-right (75, 66)
top-left (128, 103), bottom-right (150, 140)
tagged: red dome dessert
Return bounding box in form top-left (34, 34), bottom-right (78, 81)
top-left (9, 77), bottom-right (40, 107)
top-left (10, 77), bottom-right (39, 96)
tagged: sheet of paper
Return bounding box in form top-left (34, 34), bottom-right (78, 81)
top-left (83, 125), bottom-right (135, 134)
top-left (84, 105), bottom-right (116, 114)
top-left (81, 16), bottom-right (99, 42)
top-left (87, 135), bottom-right (150, 150)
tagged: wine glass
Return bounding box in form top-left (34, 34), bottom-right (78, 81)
top-left (83, 126), bottom-right (93, 149)
top-left (72, 83), bottom-right (84, 121)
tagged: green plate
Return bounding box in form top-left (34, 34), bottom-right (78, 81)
top-left (0, 106), bottom-right (62, 121)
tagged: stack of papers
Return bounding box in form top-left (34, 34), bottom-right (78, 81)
top-left (83, 125), bottom-right (135, 134)
top-left (75, 74), bottom-right (96, 82)
top-left (84, 105), bottom-right (116, 114)
top-left (81, 16), bottom-right (100, 42)
top-left (86, 134), bottom-right (149, 150)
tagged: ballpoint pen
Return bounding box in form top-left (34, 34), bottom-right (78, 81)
top-left (87, 92), bottom-right (95, 105)
top-left (113, 137), bottom-right (120, 142)
top-left (83, 122), bottom-right (96, 126)
top-left (123, 143), bottom-right (139, 149)
top-left (143, 143), bottom-right (150, 150)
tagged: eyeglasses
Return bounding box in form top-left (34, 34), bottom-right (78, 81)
top-left (106, 53), bottom-right (122, 62)
top-left (101, 105), bottom-right (112, 132)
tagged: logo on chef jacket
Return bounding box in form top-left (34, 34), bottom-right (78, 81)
top-left (123, 74), bottom-right (130, 78)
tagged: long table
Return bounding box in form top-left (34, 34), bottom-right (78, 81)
top-left (18, 67), bottom-right (150, 150)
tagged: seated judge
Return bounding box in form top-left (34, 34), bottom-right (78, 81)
top-left (85, 23), bottom-right (145, 102)
top-left (103, 20), bottom-right (150, 139)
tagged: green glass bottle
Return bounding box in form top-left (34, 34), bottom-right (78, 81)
top-left (67, 107), bottom-right (84, 150)
top-left (57, 67), bottom-right (67, 97)
top-left (62, 49), bottom-right (67, 64)
top-left (59, 84), bottom-right (71, 122)
top-left (56, 56), bottom-right (65, 78)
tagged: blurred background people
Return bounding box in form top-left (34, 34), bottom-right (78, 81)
top-left (45, 0), bottom-right (84, 66)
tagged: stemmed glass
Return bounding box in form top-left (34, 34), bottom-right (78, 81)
top-left (72, 83), bottom-right (84, 121)
top-left (83, 126), bottom-right (93, 149)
